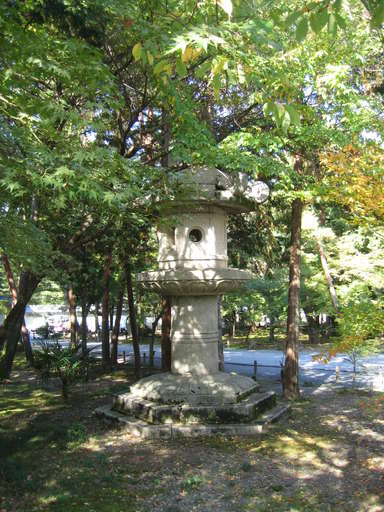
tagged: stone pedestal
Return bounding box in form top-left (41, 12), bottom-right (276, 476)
top-left (171, 295), bottom-right (219, 375)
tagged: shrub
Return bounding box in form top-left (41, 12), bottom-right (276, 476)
top-left (316, 300), bottom-right (384, 375)
top-left (34, 342), bottom-right (93, 398)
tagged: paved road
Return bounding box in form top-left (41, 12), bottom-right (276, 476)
top-left (32, 339), bottom-right (384, 390)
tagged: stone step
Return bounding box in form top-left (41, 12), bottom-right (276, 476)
top-left (95, 405), bottom-right (171, 439)
top-left (112, 390), bottom-right (277, 425)
top-left (95, 402), bottom-right (290, 439)
top-left (255, 403), bottom-right (291, 425)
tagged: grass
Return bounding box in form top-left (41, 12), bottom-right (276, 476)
top-left (1, 354), bottom-right (384, 512)
top-left (222, 327), bottom-right (335, 351)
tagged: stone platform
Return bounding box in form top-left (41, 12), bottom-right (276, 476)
top-left (95, 371), bottom-right (290, 438)
top-left (95, 402), bottom-right (290, 439)
top-left (126, 372), bottom-right (260, 405)
top-left (113, 389), bottom-right (275, 424)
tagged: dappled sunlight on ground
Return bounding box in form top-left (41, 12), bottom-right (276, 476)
top-left (1, 358), bottom-right (384, 511)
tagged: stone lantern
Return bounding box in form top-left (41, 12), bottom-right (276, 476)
top-left (102, 168), bottom-right (287, 436)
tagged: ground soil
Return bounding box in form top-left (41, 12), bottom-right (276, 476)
top-left (1, 357), bottom-right (384, 512)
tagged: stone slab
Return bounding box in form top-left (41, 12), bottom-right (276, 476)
top-left (95, 403), bottom-right (290, 439)
top-left (127, 371), bottom-right (260, 405)
top-left (113, 390), bottom-right (276, 424)
top-left (256, 403), bottom-right (291, 425)
top-left (95, 406), bottom-right (172, 439)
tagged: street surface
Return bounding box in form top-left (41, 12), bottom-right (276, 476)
top-left (31, 340), bottom-right (384, 391)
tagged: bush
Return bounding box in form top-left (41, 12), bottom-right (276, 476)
top-left (34, 324), bottom-right (49, 339)
top-left (329, 300), bottom-right (384, 373)
top-left (34, 342), bottom-right (93, 398)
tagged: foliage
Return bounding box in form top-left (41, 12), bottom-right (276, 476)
top-left (247, 271), bottom-right (288, 328)
top-left (318, 299), bottom-right (384, 372)
top-left (320, 144), bottom-right (384, 225)
top-left (1, 0), bottom-right (384, 384)
top-left (34, 342), bottom-right (93, 398)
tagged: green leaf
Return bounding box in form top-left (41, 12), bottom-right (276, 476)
top-left (333, 0), bottom-right (342, 12)
top-left (335, 13), bottom-right (346, 29)
top-left (154, 60), bottom-right (167, 75)
top-left (296, 17), bottom-right (309, 42)
top-left (281, 109), bottom-right (291, 134)
top-left (132, 42), bottom-right (142, 61)
top-left (146, 50), bottom-right (154, 66)
top-left (328, 13), bottom-right (337, 37)
top-left (286, 105), bottom-right (301, 126)
top-left (285, 11), bottom-right (301, 27)
top-left (371, 3), bottom-right (384, 28)
top-left (263, 101), bottom-right (275, 117)
top-left (309, 10), bottom-right (328, 33)
top-left (176, 59), bottom-right (187, 78)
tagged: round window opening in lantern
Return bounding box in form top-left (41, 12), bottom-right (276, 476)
top-left (188, 228), bottom-right (203, 243)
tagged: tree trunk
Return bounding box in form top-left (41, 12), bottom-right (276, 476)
top-left (111, 275), bottom-right (125, 365)
top-left (125, 263), bottom-right (141, 379)
top-left (94, 302), bottom-right (100, 341)
top-left (282, 198), bottom-right (303, 400)
top-left (80, 302), bottom-right (88, 355)
top-left (137, 293), bottom-right (142, 344)
top-left (232, 314), bottom-right (236, 339)
top-left (161, 109), bottom-right (171, 167)
top-left (316, 236), bottom-right (340, 313)
top-left (1, 254), bottom-right (34, 365)
top-left (150, 312), bottom-right (161, 368)
top-left (2, 254), bottom-right (18, 304)
top-left (68, 283), bottom-right (77, 348)
top-left (161, 296), bottom-right (172, 371)
top-left (218, 296), bottom-right (224, 371)
top-left (21, 322), bottom-right (34, 365)
top-left (101, 252), bottom-right (112, 367)
top-left (0, 271), bottom-right (41, 379)
top-left (269, 323), bottom-right (275, 343)
top-left (109, 301), bottom-right (115, 335)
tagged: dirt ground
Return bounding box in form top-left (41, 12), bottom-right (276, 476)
top-left (1, 359), bottom-right (384, 512)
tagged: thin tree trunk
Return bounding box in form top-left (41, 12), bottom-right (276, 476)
top-left (68, 283), bottom-right (77, 349)
top-left (218, 296), bottom-right (224, 371)
top-left (111, 275), bottom-right (125, 365)
top-left (137, 293), bottom-right (142, 344)
top-left (283, 197), bottom-right (303, 400)
top-left (232, 314), bottom-right (236, 339)
top-left (1, 254), bottom-right (34, 365)
top-left (245, 324), bottom-right (252, 346)
top-left (95, 302), bottom-right (100, 341)
top-left (150, 312), bottom-right (161, 368)
top-left (158, 111), bottom-right (172, 371)
top-left (0, 271), bottom-right (41, 379)
top-left (80, 302), bottom-right (88, 355)
top-left (109, 301), bottom-right (115, 334)
top-left (21, 322), bottom-right (34, 364)
top-left (125, 263), bottom-right (141, 379)
top-left (2, 254), bottom-right (17, 304)
top-left (316, 236), bottom-right (340, 313)
top-left (161, 296), bottom-right (172, 371)
top-left (269, 323), bottom-right (275, 343)
top-left (101, 252), bottom-right (112, 367)
top-left (161, 109), bottom-right (171, 167)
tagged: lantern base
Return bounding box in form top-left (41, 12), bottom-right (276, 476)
top-left (117, 371), bottom-right (259, 406)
